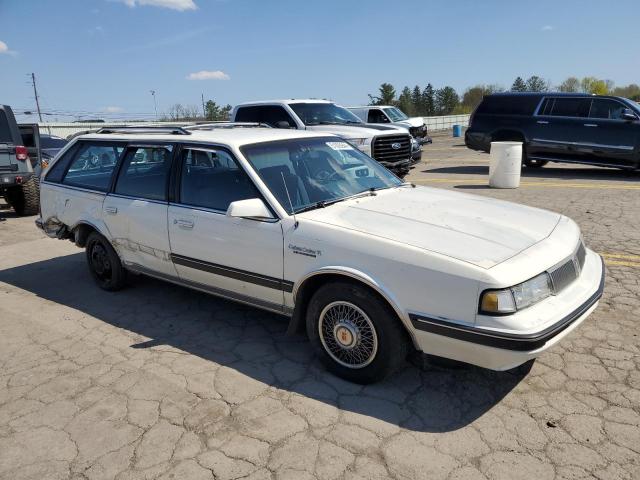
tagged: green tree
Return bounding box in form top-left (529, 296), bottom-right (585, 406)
top-left (422, 84), bottom-right (435, 116)
top-left (435, 86), bottom-right (460, 115)
top-left (461, 84), bottom-right (503, 112)
top-left (511, 77), bottom-right (527, 92)
top-left (559, 77), bottom-right (580, 92)
top-left (526, 76), bottom-right (549, 92)
top-left (397, 87), bottom-right (413, 116)
top-left (612, 83), bottom-right (640, 100)
top-left (204, 100), bottom-right (232, 121)
top-left (368, 83), bottom-right (396, 105)
top-left (580, 77), bottom-right (609, 95)
top-left (411, 85), bottom-right (423, 115)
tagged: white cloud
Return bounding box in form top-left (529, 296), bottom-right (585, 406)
top-left (541, 25), bottom-right (554, 31)
top-left (0, 40), bottom-right (13, 55)
top-left (104, 106), bottom-right (124, 113)
top-left (115, 0), bottom-right (197, 11)
top-left (186, 70), bottom-right (230, 81)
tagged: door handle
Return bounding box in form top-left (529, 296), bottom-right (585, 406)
top-left (105, 206), bottom-right (118, 214)
top-left (584, 124), bottom-right (598, 127)
top-left (174, 219), bottom-right (194, 229)
top-left (536, 120), bottom-right (549, 124)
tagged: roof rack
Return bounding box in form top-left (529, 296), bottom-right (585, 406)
top-left (185, 122), bottom-right (271, 131)
top-left (96, 126), bottom-right (192, 135)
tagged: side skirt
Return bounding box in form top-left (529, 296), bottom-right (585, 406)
top-left (125, 262), bottom-right (293, 317)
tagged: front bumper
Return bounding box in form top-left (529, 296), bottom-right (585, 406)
top-left (409, 252), bottom-right (605, 370)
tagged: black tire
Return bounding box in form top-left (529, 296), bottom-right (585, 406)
top-left (6, 177), bottom-right (40, 216)
top-left (85, 232), bottom-right (127, 291)
top-left (524, 158), bottom-right (548, 168)
top-left (306, 281), bottom-right (409, 384)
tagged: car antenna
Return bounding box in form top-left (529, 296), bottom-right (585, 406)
top-left (281, 172), bottom-right (299, 229)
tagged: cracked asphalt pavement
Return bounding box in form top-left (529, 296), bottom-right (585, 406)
top-left (1, 135), bottom-right (639, 480)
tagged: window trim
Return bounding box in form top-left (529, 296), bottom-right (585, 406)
top-left (172, 143), bottom-right (279, 220)
top-left (60, 140), bottom-right (127, 193)
top-left (111, 142), bottom-right (177, 202)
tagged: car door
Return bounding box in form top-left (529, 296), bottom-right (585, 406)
top-left (529, 97), bottom-right (591, 162)
top-left (102, 144), bottom-right (176, 277)
top-left (577, 98), bottom-right (639, 168)
top-left (167, 146), bottom-right (286, 310)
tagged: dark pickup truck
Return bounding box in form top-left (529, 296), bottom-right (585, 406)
top-left (0, 105), bottom-right (44, 215)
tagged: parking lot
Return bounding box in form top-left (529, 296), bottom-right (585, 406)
top-left (0, 134), bottom-right (638, 480)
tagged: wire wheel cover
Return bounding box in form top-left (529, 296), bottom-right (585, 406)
top-left (318, 301), bottom-right (378, 369)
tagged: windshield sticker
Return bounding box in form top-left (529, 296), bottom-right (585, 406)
top-left (326, 141), bottom-right (354, 151)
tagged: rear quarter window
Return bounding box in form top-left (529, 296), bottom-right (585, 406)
top-left (44, 144), bottom-right (79, 183)
top-left (62, 142), bottom-right (125, 191)
top-left (476, 96), bottom-right (541, 115)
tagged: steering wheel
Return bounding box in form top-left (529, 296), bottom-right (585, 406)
top-left (314, 169), bottom-right (341, 184)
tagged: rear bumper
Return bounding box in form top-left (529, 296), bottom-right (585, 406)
top-left (1, 172), bottom-right (34, 189)
top-left (464, 130), bottom-right (489, 152)
top-left (409, 254), bottom-right (605, 370)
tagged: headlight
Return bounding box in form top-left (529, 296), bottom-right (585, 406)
top-left (480, 272), bottom-right (553, 315)
top-left (347, 138), bottom-right (367, 147)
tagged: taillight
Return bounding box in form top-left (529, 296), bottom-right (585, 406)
top-left (15, 146), bottom-right (29, 161)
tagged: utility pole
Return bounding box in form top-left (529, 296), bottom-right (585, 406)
top-left (30, 73), bottom-right (44, 123)
top-left (150, 90), bottom-right (158, 120)
top-left (201, 93), bottom-right (206, 119)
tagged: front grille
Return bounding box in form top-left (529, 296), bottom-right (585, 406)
top-left (372, 134), bottom-right (412, 164)
top-left (548, 241), bottom-right (586, 294)
top-left (409, 125), bottom-right (428, 138)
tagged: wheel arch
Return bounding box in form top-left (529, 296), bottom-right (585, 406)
top-left (490, 128), bottom-right (527, 143)
top-left (287, 267), bottom-right (419, 349)
top-left (70, 219), bottom-right (110, 248)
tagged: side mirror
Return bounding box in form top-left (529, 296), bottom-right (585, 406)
top-left (226, 198), bottom-right (275, 221)
top-left (621, 108), bottom-right (638, 121)
top-left (274, 120), bottom-right (292, 129)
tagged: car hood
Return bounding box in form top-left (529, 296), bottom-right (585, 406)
top-left (306, 124), bottom-right (407, 139)
top-left (300, 186), bottom-right (562, 269)
top-left (395, 117), bottom-right (425, 128)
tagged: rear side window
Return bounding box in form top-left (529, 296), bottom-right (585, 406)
top-left (179, 148), bottom-right (259, 211)
top-left (475, 96), bottom-right (541, 116)
top-left (0, 110), bottom-right (13, 142)
top-left (546, 98), bottom-right (589, 117)
top-left (589, 99), bottom-right (628, 120)
top-left (235, 106), bottom-right (295, 128)
top-left (114, 146), bottom-right (173, 201)
top-left (368, 109), bottom-right (389, 123)
top-left (44, 144), bottom-right (78, 183)
top-left (63, 142), bottom-right (124, 191)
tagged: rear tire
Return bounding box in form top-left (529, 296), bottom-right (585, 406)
top-left (6, 177), bottom-right (40, 216)
top-left (85, 232), bottom-right (127, 291)
top-left (306, 281), bottom-right (409, 384)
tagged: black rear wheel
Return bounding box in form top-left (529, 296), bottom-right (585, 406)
top-left (5, 177), bottom-right (40, 216)
top-left (524, 158), bottom-right (548, 168)
top-left (86, 232), bottom-right (127, 291)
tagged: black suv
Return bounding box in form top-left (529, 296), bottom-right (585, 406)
top-left (465, 93), bottom-right (640, 170)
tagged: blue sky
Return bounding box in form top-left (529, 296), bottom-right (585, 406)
top-left (1, 0), bottom-right (638, 121)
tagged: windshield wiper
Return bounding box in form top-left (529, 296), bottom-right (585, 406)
top-left (294, 201), bottom-right (327, 214)
top-left (293, 189), bottom-right (379, 214)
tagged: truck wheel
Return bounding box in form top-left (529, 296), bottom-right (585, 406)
top-left (6, 177), bottom-right (40, 216)
top-left (86, 232), bottom-right (127, 291)
top-left (306, 281), bottom-right (409, 384)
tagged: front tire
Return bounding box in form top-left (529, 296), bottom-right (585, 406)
top-left (85, 232), bottom-right (127, 291)
top-left (306, 281), bottom-right (409, 384)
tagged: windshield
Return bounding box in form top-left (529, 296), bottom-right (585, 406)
top-left (384, 107), bottom-right (409, 121)
top-left (241, 136), bottom-right (402, 214)
top-left (289, 103), bottom-right (363, 126)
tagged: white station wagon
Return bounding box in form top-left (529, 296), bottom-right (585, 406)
top-left (36, 125), bottom-right (605, 384)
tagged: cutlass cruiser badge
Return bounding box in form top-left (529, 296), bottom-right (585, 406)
top-left (289, 244), bottom-right (321, 258)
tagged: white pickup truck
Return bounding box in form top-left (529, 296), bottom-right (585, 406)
top-left (36, 125), bottom-right (604, 384)
top-left (232, 100), bottom-right (420, 176)
top-left (348, 105), bottom-right (431, 143)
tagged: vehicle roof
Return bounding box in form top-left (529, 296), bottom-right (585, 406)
top-left (488, 92), bottom-right (595, 98)
top-left (235, 99), bottom-right (334, 106)
top-left (75, 127), bottom-right (336, 147)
